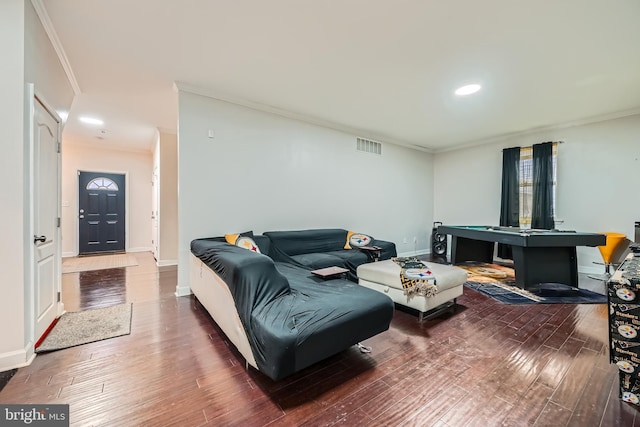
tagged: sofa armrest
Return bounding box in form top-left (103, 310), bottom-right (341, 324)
top-left (371, 239), bottom-right (397, 260)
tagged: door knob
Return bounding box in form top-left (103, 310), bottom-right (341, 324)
top-left (33, 235), bottom-right (46, 244)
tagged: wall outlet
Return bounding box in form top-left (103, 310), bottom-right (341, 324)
top-left (403, 237), bottom-right (408, 244)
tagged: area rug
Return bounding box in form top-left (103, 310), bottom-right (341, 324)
top-left (62, 253), bottom-right (138, 274)
top-left (0, 369), bottom-right (16, 392)
top-left (458, 261), bottom-right (607, 304)
top-left (35, 303), bottom-right (132, 353)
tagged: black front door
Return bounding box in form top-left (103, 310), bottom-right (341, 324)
top-left (78, 171), bottom-right (125, 255)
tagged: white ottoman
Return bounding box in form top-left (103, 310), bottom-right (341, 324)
top-left (357, 259), bottom-right (467, 321)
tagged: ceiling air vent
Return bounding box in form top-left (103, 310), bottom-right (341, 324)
top-left (356, 137), bottom-right (382, 155)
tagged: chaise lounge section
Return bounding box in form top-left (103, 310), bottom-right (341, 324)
top-left (190, 238), bottom-right (395, 381)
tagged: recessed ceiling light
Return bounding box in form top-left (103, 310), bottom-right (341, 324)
top-left (454, 84), bottom-right (482, 96)
top-left (79, 116), bottom-right (104, 125)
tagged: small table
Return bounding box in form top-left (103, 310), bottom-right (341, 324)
top-left (311, 266), bottom-right (349, 279)
top-left (359, 246), bottom-right (382, 262)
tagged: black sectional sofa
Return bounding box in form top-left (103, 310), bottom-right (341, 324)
top-left (265, 228), bottom-right (397, 280)
top-left (189, 228), bottom-right (396, 381)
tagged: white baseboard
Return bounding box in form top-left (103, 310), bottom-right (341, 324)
top-left (63, 248), bottom-right (153, 257)
top-left (127, 247), bottom-right (153, 253)
top-left (397, 249), bottom-right (430, 258)
top-left (157, 259), bottom-right (178, 267)
top-left (0, 346), bottom-right (36, 372)
top-left (175, 285), bottom-right (192, 297)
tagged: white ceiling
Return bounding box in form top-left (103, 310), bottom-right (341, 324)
top-left (39, 0), bottom-right (640, 153)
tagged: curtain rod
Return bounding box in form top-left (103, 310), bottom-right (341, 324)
top-left (502, 141), bottom-right (564, 151)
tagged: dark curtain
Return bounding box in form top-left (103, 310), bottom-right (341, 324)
top-left (498, 147), bottom-right (520, 259)
top-left (531, 141), bottom-right (554, 229)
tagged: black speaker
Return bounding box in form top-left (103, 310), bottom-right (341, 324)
top-left (431, 221), bottom-right (447, 257)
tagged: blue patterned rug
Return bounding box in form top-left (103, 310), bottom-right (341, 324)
top-left (464, 281), bottom-right (607, 304)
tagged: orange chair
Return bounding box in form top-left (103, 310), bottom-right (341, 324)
top-left (588, 232), bottom-right (627, 281)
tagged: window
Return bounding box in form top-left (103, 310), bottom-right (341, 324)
top-left (518, 143), bottom-right (558, 228)
top-left (86, 177), bottom-right (119, 191)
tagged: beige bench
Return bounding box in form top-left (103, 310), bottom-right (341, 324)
top-left (357, 259), bottom-right (467, 321)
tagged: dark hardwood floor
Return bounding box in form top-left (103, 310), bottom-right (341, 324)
top-left (1, 252), bottom-right (638, 426)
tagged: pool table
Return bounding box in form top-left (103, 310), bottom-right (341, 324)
top-left (437, 225), bottom-right (606, 290)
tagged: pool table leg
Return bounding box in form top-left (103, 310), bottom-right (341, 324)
top-left (450, 236), bottom-right (494, 264)
top-left (512, 246), bottom-right (578, 289)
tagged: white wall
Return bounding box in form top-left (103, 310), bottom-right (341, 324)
top-left (177, 91), bottom-right (434, 294)
top-left (0, 0), bottom-right (74, 371)
top-left (0, 0), bottom-right (27, 370)
top-left (61, 142), bottom-right (153, 256)
top-left (434, 113), bottom-right (640, 273)
top-left (24, 0), bottom-right (74, 115)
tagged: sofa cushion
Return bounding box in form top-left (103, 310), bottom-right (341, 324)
top-left (326, 249), bottom-right (369, 266)
top-left (290, 252), bottom-right (346, 270)
top-left (252, 235), bottom-right (271, 255)
top-left (264, 229), bottom-right (348, 256)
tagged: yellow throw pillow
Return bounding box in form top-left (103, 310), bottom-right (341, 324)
top-left (224, 233), bottom-right (240, 245)
top-left (224, 230), bottom-right (253, 245)
top-left (344, 230), bottom-right (356, 249)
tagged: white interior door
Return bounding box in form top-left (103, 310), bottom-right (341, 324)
top-left (33, 95), bottom-right (61, 342)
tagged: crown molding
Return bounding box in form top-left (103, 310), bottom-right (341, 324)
top-left (173, 83), bottom-right (640, 156)
top-left (174, 81), bottom-right (434, 153)
top-left (432, 107), bottom-right (640, 154)
top-left (31, 0), bottom-right (81, 95)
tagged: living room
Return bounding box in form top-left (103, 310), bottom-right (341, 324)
top-left (2, 1), bottom-right (640, 425)
top-left (175, 90), bottom-right (640, 295)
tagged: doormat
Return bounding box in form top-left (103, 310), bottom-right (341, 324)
top-left (35, 303), bottom-right (132, 353)
top-left (458, 261), bottom-right (607, 304)
top-left (62, 253), bottom-right (138, 274)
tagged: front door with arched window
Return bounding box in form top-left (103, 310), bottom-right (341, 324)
top-left (78, 171), bottom-right (125, 255)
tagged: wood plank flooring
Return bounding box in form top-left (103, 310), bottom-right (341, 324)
top-left (1, 252), bottom-right (639, 426)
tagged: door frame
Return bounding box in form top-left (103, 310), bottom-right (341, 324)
top-left (151, 165), bottom-right (159, 260)
top-left (27, 86), bottom-right (64, 355)
top-left (74, 170), bottom-right (130, 256)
